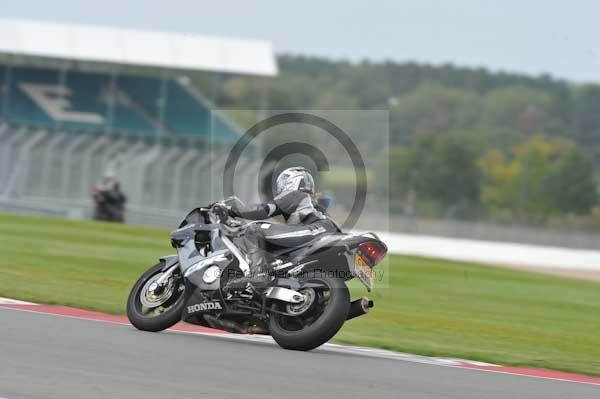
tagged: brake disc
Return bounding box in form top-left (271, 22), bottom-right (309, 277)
top-left (139, 273), bottom-right (175, 308)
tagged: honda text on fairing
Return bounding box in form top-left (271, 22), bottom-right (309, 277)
top-left (126, 202), bottom-right (387, 350)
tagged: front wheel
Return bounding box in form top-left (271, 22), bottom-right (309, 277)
top-left (269, 274), bottom-right (350, 351)
top-left (127, 262), bottom-right (185, 332)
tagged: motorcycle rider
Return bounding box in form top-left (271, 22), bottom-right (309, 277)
top-left (92, 172), bottom-right (127, 223)
top-left (223, 166), bottom-right (338, 289)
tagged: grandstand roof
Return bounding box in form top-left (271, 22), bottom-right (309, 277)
top-left (0, 19), bottom-right (278, 76)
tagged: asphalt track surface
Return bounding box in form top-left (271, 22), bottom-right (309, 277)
top-left (1, 307), bottom-right (598, 399)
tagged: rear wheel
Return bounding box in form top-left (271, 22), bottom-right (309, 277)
top-left (127, 262), bottom-right (185, 332)
top-left (269, 274), bottom-right (350, 351)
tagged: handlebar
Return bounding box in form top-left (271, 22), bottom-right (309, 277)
top-left (193, 200), bottom-right (258, 236)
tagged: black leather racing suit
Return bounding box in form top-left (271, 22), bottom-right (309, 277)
top-left (228, 190), bottom-right (338, 270)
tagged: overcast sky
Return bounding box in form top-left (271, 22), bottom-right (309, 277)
top-left (3, 0), bottom-right (600, 83)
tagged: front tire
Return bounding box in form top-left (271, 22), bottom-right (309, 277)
top-left (127, 262), bottom-right (185, 332)
top-left (269, 274), bottom-right (350, 351)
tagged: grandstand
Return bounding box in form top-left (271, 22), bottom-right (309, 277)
top-left (0, 19), bottom-right (277, 224)
top-left (2, 66), bottom-right (241, 140)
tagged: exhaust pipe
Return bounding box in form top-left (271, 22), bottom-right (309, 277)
top-left (346, 297), bottom-right (374, 320)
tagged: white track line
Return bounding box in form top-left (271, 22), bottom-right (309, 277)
top-left (0, 297), bottom-right (36, 305)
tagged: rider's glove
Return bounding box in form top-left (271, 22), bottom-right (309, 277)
top-left (223, 196), bottom-right (244, 211)
top-left (212, 203), bottom-right (230, 223)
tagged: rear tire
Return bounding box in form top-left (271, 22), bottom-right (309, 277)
top-left (127, 262), bottom-right (185, 332)
top-left (269, 274), bottom-right (350, 351)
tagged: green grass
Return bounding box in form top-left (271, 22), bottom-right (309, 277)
top-left (1, 213), bottom-right (599, 375)
top-left (0, 213), bottom-right (169, 313)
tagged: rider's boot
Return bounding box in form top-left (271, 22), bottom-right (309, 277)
top-left (225, 250), bottom-right (272, 291)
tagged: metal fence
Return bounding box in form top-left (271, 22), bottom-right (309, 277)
top-left (0, 123), bottom-right (261, 225)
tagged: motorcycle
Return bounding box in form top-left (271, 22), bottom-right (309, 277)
top-left (126, 202), bottom-right (387, 351)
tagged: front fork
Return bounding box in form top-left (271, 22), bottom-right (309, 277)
top-left (156, 258), bottom-right (179, 286)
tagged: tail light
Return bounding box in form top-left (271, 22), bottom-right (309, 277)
top-left (358, 241), bottom-right (387, 266)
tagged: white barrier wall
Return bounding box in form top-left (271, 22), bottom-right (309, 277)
top-left (374, 231), bottom-right (600, 271)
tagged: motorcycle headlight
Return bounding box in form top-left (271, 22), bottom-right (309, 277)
top-left (202, 265), bottom-right (221, 284)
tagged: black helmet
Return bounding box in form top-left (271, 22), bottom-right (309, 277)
top-left (275, 167), bottom-right (315, 196)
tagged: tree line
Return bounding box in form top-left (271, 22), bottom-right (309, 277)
top-left (194, 55), bottom-right (600, 226)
